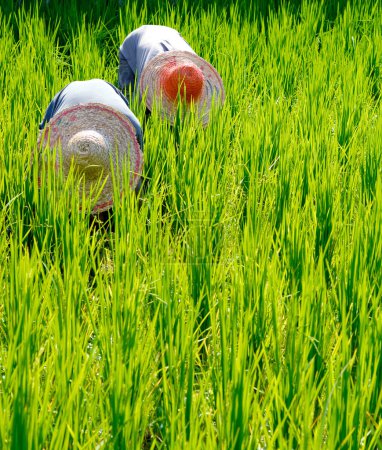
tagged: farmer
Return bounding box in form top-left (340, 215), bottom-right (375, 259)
top-left (38, 78), bottom-right (144, 214)
top-left (118, 25), bottom-right (225, 126)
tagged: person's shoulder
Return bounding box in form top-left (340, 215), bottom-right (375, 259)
top-left (64, 79), bottom-right (98, 89)
top-left (69, 79), bottom-right (120, 94)
top-left (124, 25), bottom-right (148, 40)
top-left (144, 24), bottom-right (179, 33)
top-left (87, 78), bottom-right (107, 83)
top-left (54, 80), bottom-right (80, 95)
top-left (85, 78), bottom-right (114, 88)
top-left (131, 24), bottom-right (179, 36)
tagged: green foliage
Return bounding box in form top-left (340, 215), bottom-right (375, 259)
top-left (1, 0), bottom-right (382, 448)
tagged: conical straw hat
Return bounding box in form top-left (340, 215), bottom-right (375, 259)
top-left (37, 103), bottom-right (143, 213)
top-left (140, 50), bottom-right (225, 126)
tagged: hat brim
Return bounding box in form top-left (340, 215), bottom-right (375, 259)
top-left (139, 51), bottom-right (225, 126)
top-left (37, 103), bottom-right (143, 213)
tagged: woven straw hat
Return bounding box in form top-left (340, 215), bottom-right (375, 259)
top-left (140, 50), bottom-right (225, 126)
top-left (37, 103), bottom-right (143, 213)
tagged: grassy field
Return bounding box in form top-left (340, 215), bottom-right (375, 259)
top-left (1, 0), bottom-right (382, 448)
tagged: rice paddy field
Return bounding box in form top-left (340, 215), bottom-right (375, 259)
top-left (1, 0), bottom-right (382, 448)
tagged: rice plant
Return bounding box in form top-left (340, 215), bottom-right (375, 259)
top-left (0, 0), bottom-right (382, 448)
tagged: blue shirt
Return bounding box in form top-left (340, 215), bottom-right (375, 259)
top-left (118, 25), bottom-right (195, 92)
top-left (39, 79), bottom-right (143, 150)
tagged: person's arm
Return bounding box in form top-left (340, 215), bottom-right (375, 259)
top-left (39, 98), bottom-right (56, 130)
top-left (134, 127), bottom-right (143, 152)
top-left (38, 89), bottom-right (63, 130)
top-left (118, 50), bottom-right (136, 92)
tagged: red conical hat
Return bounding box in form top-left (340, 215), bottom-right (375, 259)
top-left (160, 61), bottom-right (204, 103)
top-left (140, 51), bottom-right (225, 126)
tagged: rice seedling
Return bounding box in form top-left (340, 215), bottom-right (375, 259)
top-left (1, 0), bottom-right (382, 448)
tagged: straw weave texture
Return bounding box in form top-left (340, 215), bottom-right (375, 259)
top-left (140, 51), bottom-right (225, 126)
top-left (38, 103), bottom-right (143, 213)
